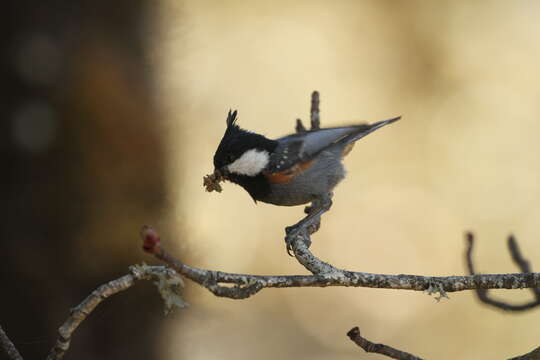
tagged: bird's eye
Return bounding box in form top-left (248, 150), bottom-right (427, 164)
top-left (226, 154), bottom-right (235, 164)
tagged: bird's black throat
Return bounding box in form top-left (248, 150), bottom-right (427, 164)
top-left (226, 172), bottom-right (271, 203)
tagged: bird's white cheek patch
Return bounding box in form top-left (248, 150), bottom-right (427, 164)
top-left (227, 149), bottom-right (269, 176)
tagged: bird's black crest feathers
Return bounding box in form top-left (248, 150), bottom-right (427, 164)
top-left (226, 109), bottom-right (238, 127)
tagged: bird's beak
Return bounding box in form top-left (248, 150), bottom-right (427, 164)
top-left (215, 167), bottom-right (229, 179)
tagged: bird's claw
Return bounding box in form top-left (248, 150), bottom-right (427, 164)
top-left (286, 241), bottom-right (294, 257)
top-left (284, 225), bottom-right (312, 256)
top-left (285, 225), bottom-right (299, 256)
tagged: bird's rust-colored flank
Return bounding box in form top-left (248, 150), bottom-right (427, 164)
top-left (264, 160), bottom-right (315, 184)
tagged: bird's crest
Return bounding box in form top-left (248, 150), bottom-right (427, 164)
top-left (226, 109), bottom-right (238, 127)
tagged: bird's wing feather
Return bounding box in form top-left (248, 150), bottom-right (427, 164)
top-left (264, 139), bottom-right (305, 173)
top-left (264, 117), bottom-right (399, 174)
top-left (264, 127), bottom-right (358, 173)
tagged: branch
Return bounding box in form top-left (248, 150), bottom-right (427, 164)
top-left (140, 226), bottom-right (540, 300)
top-left (466, 233), bottom-right (540, 311)
top-left (347, 326), bottom-right (540, 360)
top-left (46, 265), bottom-right (178, 360)
top-left (347, 327), bottom-right (423, 360)
top-left (0, 325), bottom-right (23, 360)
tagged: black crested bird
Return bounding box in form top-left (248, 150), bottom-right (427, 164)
top-left (211, 110), bottom-right (399, 253)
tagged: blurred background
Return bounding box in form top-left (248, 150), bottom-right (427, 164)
top-left (3, 1), bottom-right (540, 359)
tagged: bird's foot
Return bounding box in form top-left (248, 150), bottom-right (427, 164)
top-left (285, 225), bottom-right (311, 256)
top-left (284, 217), bottom-right (320, 256)
top-left (285, 201), bottom-right (327, 256)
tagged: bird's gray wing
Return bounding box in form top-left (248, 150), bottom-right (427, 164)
top-left (264, 117), bottom-right (399, 174)
top-left (264, 126), bottom-right (359, 173)
top-left (264, 138), bottom-right (305, 173)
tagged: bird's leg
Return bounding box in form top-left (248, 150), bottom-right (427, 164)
top-left (303, 205), bottom-right (321, 233)
top-left (285, 193), bottom-right (333, 255)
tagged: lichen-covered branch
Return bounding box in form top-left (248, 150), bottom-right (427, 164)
top-left (466, 233), bottom-right (540, 311)
top-left (140, 226), bottom-right (540, 301)
top-left (45, 265), bottom-right (179, 360)
top-left (0, 325), bottom-right (23, 360)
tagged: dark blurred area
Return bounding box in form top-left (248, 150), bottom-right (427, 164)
top-left (2, 1), bottom-right (170, 358)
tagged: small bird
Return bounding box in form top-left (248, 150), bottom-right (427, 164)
top-left (210, 110), bottom-right (399, 252)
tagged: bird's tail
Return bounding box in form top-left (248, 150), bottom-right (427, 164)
top-left (345, 116), bottom-right (401, 145)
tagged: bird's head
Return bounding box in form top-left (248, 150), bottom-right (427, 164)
top-left (212, 110), bottom-right (276, 180)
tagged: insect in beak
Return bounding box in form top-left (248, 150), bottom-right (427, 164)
top-left (203, 168), bottom-right (228, 193)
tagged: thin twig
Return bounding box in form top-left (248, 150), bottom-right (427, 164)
top-left (0, 325), bottom-right (24, 360)
top-left (310, 90), bottom-right (320, 129)
top-left (46, 265), bottom-right (175, 360)
top-left (295, 118), bottom-right (307, 133)
top-left (466, 233), bottom-right (540, 311)
top-left (347, 326), bottom-right (540, 360)
top-left (347, 327), bottom-right (423, 360)
top-left (295, 90), bottom-right (320, 133)
top-left (507, 235), bottom-right (540, 300)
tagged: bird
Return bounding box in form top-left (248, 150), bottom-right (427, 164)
top-left (210, 110), bottom-right (400, 253)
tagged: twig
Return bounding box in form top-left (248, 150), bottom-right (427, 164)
top-left (0, 325), bottom-right (24, 360)
top-left (466, 233), bottom-right (540, 311)
top-left (347, 327), bottom-right (423, 360)
top-left (46, 265), bottom-right (176, 360)
top-left (347, 326), bottom-right (540, 360)
top-left (507, 235), bottom-right (540, 300)
top-left (295, 118), bottom-right (307, 133)
top-left (141, 226), bottom-right (540, 300)
top-left (310, 90), bottom-right (320, 129)
top-left (294, 91), bottom-right (319, 133)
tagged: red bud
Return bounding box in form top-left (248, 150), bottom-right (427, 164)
top-left (141, 225), bottom-right (160, 253)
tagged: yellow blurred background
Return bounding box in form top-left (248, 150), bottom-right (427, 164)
top-left (157, 1), bottom-right (540, 359)
top-left (4, 1), bottom-right (540, 359)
